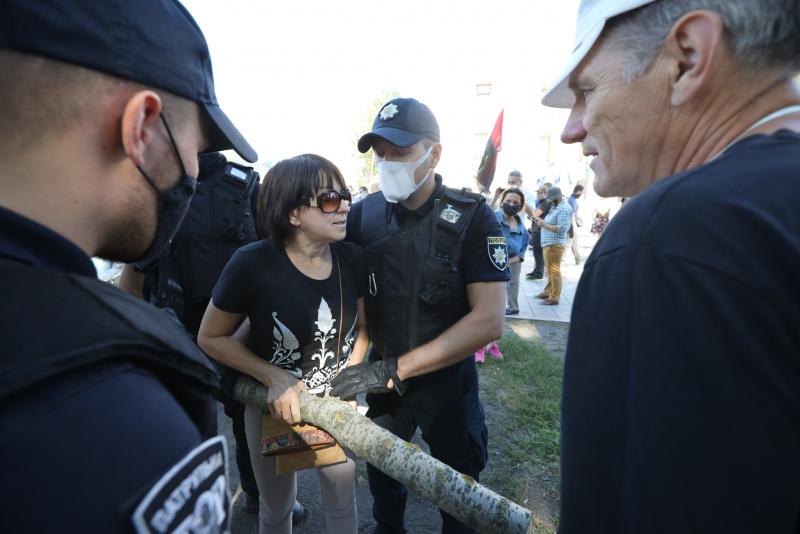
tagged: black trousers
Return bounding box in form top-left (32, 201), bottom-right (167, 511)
top-left (222, 394), bottom-right (259, 498)
top-left (531, 231), bottom-right (545, 277)
top-left (366, 375), bottom-right (488, 534)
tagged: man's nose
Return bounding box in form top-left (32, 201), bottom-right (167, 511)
top-left (561, 107), bottom-right (587, 145)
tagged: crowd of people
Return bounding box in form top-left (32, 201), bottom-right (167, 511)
top-left (3, 0), bottom-right (800, 533)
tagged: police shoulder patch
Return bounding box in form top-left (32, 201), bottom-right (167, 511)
top-left (487, 237), bottom-right (508, 271)
top-left (132, 436), bottom-right (230, 534)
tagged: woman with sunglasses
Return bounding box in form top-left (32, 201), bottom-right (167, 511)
top-left (198, 154), bottom-right (366, 534)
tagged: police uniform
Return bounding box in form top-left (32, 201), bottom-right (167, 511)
top-left (134, 152), bottom-right (263, 506)
top-left (0, 206), bottom-right (227, 532)
top-left (346, 174), bottom-right (510, 534)
top-left (0, 0), bottom-right (258, 530)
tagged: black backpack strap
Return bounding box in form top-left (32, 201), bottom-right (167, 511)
top-left (361, 191), bottom-right (389, 247)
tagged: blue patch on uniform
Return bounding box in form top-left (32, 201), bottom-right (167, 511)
top-left (132, 436), bottom-right (230, 534)
top-left (487, 237), bottom-right (508, 271)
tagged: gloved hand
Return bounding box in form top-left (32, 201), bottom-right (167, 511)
top-left (329, 358), bottom-right (405, 400)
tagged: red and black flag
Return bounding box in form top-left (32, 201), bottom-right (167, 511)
top-left (476, 109), bottom-right (504, 192)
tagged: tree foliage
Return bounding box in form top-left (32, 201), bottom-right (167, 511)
top-left (353, 89), bottom-right (401, 186)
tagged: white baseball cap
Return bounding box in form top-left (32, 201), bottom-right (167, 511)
top-left (541, 0), bottom-right (657, 109)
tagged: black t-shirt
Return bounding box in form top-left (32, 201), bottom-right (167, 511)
top-left (212, 240), bottom-right (365, 396)
top-left (560, 130), bottom-right (800, 533)
top-left (532, 199), bottom-right (550, 235)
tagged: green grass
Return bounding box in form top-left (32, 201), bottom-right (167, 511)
top-left (477, 321), bottom-right (566, 531)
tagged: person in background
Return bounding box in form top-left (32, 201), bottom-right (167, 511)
top-left (490, 170), bottom-right (535, 219)
top-left (199, 154), bottom-right (367, 534)
top-left (526, 185), bottom-right (551, 281)
top-left (498, 187), bottom-right (529, 316)
top-left (532, 187), bottom-right (572, 306)
top-left (0, 0), bottom-right (258, 530)
top-left (541, 0), bottom-right (800, 531)
top-left (475, 187), bottom-right (529, 362)
top-left (359, 186), bottom-right (369, 200)
top-left (565, 184), bottom-right (584, 264)
top-left (590, 197), bottom-right (616, 239)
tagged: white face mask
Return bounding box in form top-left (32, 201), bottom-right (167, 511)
top-left (376, 146), bottom-right (434, 203)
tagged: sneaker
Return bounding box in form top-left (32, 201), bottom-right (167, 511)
top-left (242, 493), bottom-right (259, 515)
top-left (488, 344), bottom-right (504, 359)
top-left (475, 348), bottom-right (485, 363)
top-left (526, 273), bottom-right (544, 281)
top-left (292, 500), bottom-right (306, 524)
top-left (505, 307), bottom-right (519, 316)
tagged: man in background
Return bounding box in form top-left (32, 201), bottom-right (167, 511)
top-left (542, 0), bottom-right (800, 531)
top-left (564, 184), bottom-right (583, 265)
top-left (525, 185), bottom-right (551, 281)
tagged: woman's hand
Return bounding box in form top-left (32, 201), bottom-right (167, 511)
top-left (264, 369), bottom-right (309, 425)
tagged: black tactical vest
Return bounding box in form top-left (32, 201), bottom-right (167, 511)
top-left (0, 259), bottom-right (220, 437)
top-left (360, 186), bottom-right (482, 359)
top-left (142, 154), bottom-right (260, 336)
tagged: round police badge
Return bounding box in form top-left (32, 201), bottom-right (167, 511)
top-left (487, 237), bottom-right (508, 271)
top-left (439, 204), bottom-right (461, 224)
top-left (379, 103), bottom-right (399, 121)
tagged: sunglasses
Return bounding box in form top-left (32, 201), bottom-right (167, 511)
top-left (302, 189), bottom-right (352, 213)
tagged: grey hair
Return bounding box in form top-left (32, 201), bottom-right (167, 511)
top-left (604, 0), bottom-right (800, 82)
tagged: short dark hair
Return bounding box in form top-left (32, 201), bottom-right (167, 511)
top-left (500, 187), bottom-right (526, 213)
top-left (573, 185), bottom-right (584, 193)
top-left (256, 154), bottom-right (345, 246)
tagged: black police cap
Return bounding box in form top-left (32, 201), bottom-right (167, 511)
top-left (0, 0), bottom-right (258, 163)
top-left (357, 97), bottom-right (440, 153)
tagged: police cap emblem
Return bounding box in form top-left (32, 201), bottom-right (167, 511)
top-left (379, 102), bottom-right (399, 121)
top-left (487, 237), bottom-right (508, 271)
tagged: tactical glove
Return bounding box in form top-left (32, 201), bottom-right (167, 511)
top-left (329, 358), bottom-right (405, 400)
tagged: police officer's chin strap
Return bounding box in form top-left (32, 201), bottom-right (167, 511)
top-left (329, 357), bottom-right (406, 399)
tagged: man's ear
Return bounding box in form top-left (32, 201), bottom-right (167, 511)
top-left (665, 10), bottom-right (723, 106)
top-left (429, 143), bottom-right (443, 169)
top-left (120, 90), bottom-right (163, 167)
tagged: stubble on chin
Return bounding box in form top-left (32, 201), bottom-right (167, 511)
top-left (95, 183), bottom-right (159, 263)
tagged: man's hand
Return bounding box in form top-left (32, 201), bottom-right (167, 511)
top-left (329, 359), bottom-right (404, 400)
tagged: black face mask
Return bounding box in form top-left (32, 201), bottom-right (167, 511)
top-left (134, 113), bottom-right (197, 262)
top-left (502, 203), bottom-right (521, 217)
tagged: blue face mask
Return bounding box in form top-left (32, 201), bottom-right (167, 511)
top-left (134, 113), bottom-right (197, 262)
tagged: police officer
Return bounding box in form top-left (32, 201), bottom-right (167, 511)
top-left (330, 98), bottom-right (510, 534)
top-left (0, 0), bottom-right (257, 531)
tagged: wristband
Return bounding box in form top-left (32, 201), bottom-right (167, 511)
top-left (385, 358), bottom-right (406, 396)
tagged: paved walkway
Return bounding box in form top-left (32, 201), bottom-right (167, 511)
top-left (512, 225), bottom-right (597, 323)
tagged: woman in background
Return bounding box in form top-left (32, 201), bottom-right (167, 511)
top-left (475, 187), bottom-right (528, 362)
